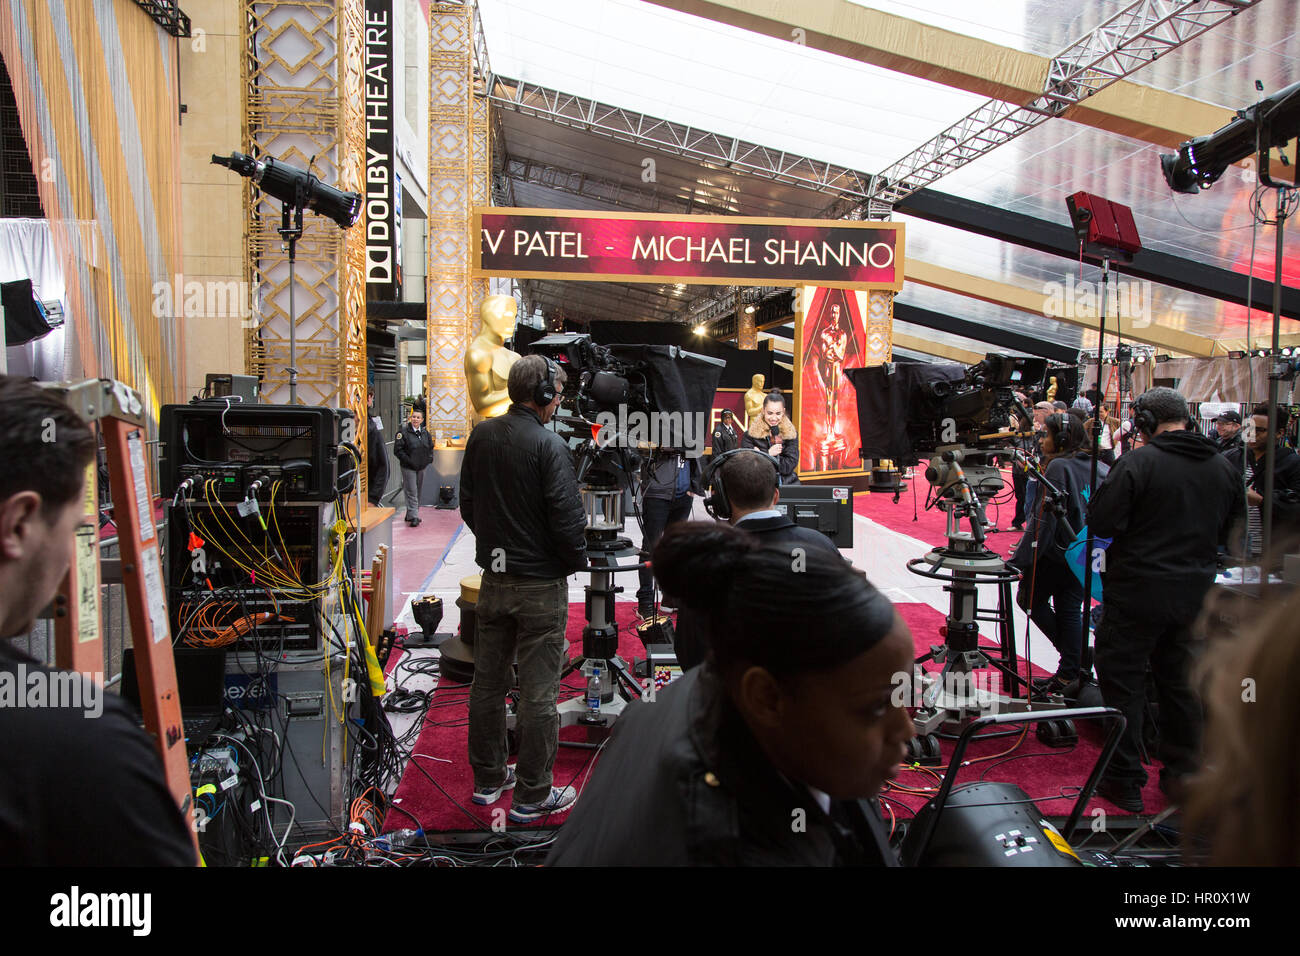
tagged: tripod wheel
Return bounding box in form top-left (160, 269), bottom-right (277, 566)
top-left (905, 733), bottom-right (942, 766)
top-left (1036, 719), bottom-right (1078, 749)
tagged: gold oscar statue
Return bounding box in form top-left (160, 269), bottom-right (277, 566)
top-left (1046, 376), bottom-right (1059, 403)
top-left (464, 294), bottom-right (520, 421)
top-left (744, 373), bottom-right (766, 428)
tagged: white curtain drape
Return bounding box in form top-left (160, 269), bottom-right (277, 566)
top-left (0, 218), bottom-right (68, 381)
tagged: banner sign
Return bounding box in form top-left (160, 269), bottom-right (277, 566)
top-left (364, 0), bottom-right (400, 300)
top-left (473, 208), bottom-right (905, 290)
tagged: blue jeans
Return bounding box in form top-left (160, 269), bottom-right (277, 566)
top-left (636, 494), bottom-right (693, 606)
top-left (1028, 559), bottom-right (1084, 680)
top-left (467, 572), bottom-right (568, 804)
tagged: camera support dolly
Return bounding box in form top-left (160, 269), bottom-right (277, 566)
top-left (904, 465), bottom-right (1072, 764)
top-left (555, 545), bottom-right (648, 739)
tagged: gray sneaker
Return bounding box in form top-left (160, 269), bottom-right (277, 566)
top-left (508, 785), bottom-right (577, 822)
top-left (471, 764), bottom-right (516, 805)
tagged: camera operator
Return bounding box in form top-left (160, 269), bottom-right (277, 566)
top-left (547, 522), bottom-right (914, 866)
top-left (0, 377), bottom-right (195, 865)
top-left (636, 449), bottom-right (702, 619)
top-left (1086, 387), bottom-right (1243, 812)
top-left (1223, 404), bottom-right (1300, 559)
top-left (743, 391), bottom-right (799, 484)
top-left (460, 355), bottom-right (588, 822)
top-left (1009, 414), bottom-right (1108, 696)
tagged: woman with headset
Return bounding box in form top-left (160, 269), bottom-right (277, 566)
top-left (1010, 413), bottom-right (1109, 696)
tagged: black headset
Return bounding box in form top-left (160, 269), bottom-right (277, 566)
top-left (1131, 394), bottom-right (1158, 437)
top-left (533, 357), bottom-right (561, 406)
top-left (703, 447), bottom-right (781, 521)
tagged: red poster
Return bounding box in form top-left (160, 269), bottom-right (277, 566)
top-left (796, 287), bottom-right (868, 477)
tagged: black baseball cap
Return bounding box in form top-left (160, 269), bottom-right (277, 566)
top-left (1214, 409), bottom-right (1243, 424)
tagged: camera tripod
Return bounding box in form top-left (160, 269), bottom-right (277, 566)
top-left (903, 455), bottom-right (1070, 762)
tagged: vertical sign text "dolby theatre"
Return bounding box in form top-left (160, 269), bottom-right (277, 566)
top-left (364, 0), bottom-right (400, 299)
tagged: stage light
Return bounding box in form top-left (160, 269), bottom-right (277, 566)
top-left (1229, 350), bottom-right (1247, 359)
top-left (1284, 348), bottom-right (1294, 357)
top-left (1134, 355), bottom-right (1147, 364)
top-left (1256, 348), bottom-right (1270, 358)
top-left (1160, 81), bottom-right (1300, 194)
top-left (212, 151), bottom-right (362, 228)
top-left (1155, 354), bottom-right (1172, 363)
top-left (694, 324), bottom-right (707, 335)
top-left (744, 304), bottom-right (756, 314)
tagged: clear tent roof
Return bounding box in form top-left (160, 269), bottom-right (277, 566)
top-left (477, 0), bottom-right (1300, 354)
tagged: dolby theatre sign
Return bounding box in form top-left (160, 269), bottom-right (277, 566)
top-left (473, 208), bottom-right (905, 290)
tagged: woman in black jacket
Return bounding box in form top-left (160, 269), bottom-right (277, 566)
top-left (742, 391), bottom-right (799, 484)
top-left (393, 404), bottom-right (433, 526)
top-left (1011, 414), bottom-right (1109, 694)
top-left (547, 522), bottom-right (915, 866)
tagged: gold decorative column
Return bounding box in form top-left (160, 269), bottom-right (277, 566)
top-left (427, 2), bottom-right (487, 438)
top-left (865, 290), bottom-right (893, 364)
top-left (737, 299), bottom-right (757, 350)
top-left (242, 0), bottom-right (368, 491)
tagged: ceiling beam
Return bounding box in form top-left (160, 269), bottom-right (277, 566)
top-left (896, 188), bottom-right (1300, 321)
top-left (643, 0), bottom-right (1253, 153)
top-left (906, 259), bottom-right (1224, 357)
top-left (895, 302), bottom-right (1080, 364)
top-left (764, 322), bottom-right (984, 364)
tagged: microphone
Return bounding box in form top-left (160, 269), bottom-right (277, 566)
top-left (770, 425), bottom-right (780, 442)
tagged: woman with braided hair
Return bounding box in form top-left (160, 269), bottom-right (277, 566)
top-left (548, 522), bottom-right (915, 866)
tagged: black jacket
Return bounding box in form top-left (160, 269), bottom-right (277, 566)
top-left (546, 666), bottom-right (899, 866)
top-left (0, 643), bottom-right (196, 865)
top-left (1010, 453), bottom-right (1109, 573)
top-left (367, 414), bottom-right (389, 505)
top-left (710, 420), bottom-right (740, 459)
top-left (1216, 432), bottom-right (1244, 456)
top-left (460, 404), bottom-right (587, 579)
top-left (1223, 442), bottom-right (1300, 497)
top-left (393, 421), bottom-right (433, 472)
top-left (1088, 430), bottom-right (1243, 613)
top-left (673, 514), bottom-right (842, 670)
top-left (743, 415), bottom-right (799, 483)
top-left (643, 451), bottom-right (704, 502)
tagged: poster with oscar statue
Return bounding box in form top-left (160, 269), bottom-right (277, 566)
top-left (794, 286), bottom-right (872, 478)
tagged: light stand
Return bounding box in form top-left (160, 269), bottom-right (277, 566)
top-left (279, 197), bottom-right (305, 405)
top-left (1079, 256), bottom-right (1110, 685)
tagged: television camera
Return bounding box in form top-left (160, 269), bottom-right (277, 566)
top-left (848, 354), bottom-right (1073, 750)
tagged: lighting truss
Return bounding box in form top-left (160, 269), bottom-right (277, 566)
top-left (867, 0), bottom-right (1259, 206)
top-left (488, 76), bottom-right (874, 201)
top-left (131, 0), bottom-right (191, 37)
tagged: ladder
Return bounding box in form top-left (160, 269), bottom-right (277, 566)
top-left (48, 379), bottom-right (198, 857)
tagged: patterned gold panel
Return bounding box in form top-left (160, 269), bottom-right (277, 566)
top-left (242, 0), bottom-right (367, 494)
top-left (427, 1), bottom-right (484, 436)
top-left (866, 290), bottom-right (894, 364)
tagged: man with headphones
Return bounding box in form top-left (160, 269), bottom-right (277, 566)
top-left (1086, 387), bottom-right (1242, 813)
top-left (460, 354), bottom-right (588, 822)
top-left (674, 450), bottom-right (842, 669)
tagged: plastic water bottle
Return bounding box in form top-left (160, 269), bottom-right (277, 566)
top-left (586, 665), bottom-right (602, 714)
top-left (379, 827), bottom-right (422, 849)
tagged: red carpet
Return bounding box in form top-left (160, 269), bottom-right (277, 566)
top-left (384, 601), bottom-right (1164, 835)
top-left (852, 473), bottom-right (1023, 552)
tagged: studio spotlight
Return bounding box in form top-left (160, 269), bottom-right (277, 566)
top-left (1229, 350), bottom-right (1247, 360)
top-left (1155, 354), bottom-right (1172, 363)
top-left (744, 304), bottom-right (756, 314)
top-left (1160, 81), bottom-right (1300, 194)
top-left (694, 324), bottom-right (707, 335)
top-left (212, 151), bottom-right (362, 228)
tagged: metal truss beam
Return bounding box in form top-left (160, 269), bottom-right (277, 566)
top-left (892, 303), bottom-right (1081, 364)
top-left (867, 0), bottom-right (1259, 205)
top-left (502, 156), bottom-right (741, 218)
top-left (132, 0), bottom-right (191, 37)
top-left (488, 76), bottom-right (876, 203)
top-left (895, 188), bottom-right (1300, 322)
